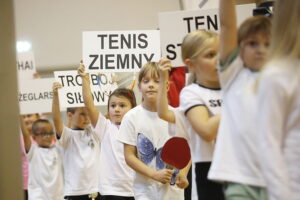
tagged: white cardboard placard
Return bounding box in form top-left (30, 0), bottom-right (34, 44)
top-left (17, 51), bottom-right (37, 79)
top-left (18, 78), bottom-right (54, 114)
top-left (159, 4), bottom-right (255, 67)
top-left (54, 70), bottom-right (118, 108)
top-left (83, 30), bottom-right (161, 73)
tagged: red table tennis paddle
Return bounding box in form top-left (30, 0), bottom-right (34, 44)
top-left (161, 137), bottom-right (191, 185)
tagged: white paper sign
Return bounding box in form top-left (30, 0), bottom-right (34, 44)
top-left (82, 30), bottom-right (161, 73)
top-left (184, 0), bottom-right (219, 10)
top-left (18, 78), bottom-right (54, 114)
top-left (17, 51), bottom-right (37, 79)
top-left (54, 71), bottom-right (118, 108)
top-left (159, 4), bottom-right (255, 66)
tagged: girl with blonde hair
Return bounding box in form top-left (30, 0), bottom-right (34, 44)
top-left (157, 29), bottom-right (223, 200)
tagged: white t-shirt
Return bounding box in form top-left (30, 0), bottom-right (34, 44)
top-left (208, 51), bottom-right (266, 187)
top-left (180, 83), bottom-right (221, 163)
top-left (118, 105), bottom-right (184, 200)
top-left (59, 126), bottom-right (100, 196)
top-left (27, 143), bottom-right (64, 200)
top-left (95, 114), bottom-right (134, 196)
top-left (257, 59), bottom-right (300, 200)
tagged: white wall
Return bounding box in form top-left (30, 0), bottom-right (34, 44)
top-left (14, 0), bottom-right (181, 71)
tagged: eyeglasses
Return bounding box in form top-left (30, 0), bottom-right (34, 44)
top-left (34, 132), bottom-right (54, 137)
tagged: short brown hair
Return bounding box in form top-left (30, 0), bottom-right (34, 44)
top-left (107, 88), bottom-right (137, 112)
top-left (238, 15), bottom-right (271, 45)
top-left (66, 107), bottom-right (77, 114)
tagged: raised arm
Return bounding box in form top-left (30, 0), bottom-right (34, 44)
top-left (157, 58), bottom-right (175, 123)
top-left (20, 116), bottom-right (32, 152)
top-left (186, 107), bottom-right (220, 142)
top-left (52, 82), bottom-right (64, 136)
top-left (219, 0), bottom-right (238, 63)
top-left (78, 61), bottom-right (99, 127)
top-left (124, 144), bottom-right (173, 184)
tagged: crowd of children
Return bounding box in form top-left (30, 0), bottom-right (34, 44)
top-left (19, 0), bottom-right (299, 199)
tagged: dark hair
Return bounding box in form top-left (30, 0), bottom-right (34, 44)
top-left (67, 108), bottom-right (76, 114)
top-left (107, 88), bottom-right (137, 112)
top-left (238, 15), bottom-right (271, 45)
top-left (31, 119), bottom-right (52, 135)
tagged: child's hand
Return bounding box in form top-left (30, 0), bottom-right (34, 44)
top-left (175, 172), bottom-right (189, 189)
top-left (151, 169), bottom-right (173, 184)
top-left (158, 58), bottom-right (172, 80)
top-left (78, 60), bottom-right (89, 79)
top-left (53, 82), bottom-right (62, 94)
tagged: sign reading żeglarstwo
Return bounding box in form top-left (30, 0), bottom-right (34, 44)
top-left (54, 70), bottom-right (118, 108)
top-left (17, 51), bottom-right (37, 79)
top-left (83, 30), bottom-right (161, 73)
top-left (18, 78), bottom-right (54, 114)
top-left (159, 4), bottom-right (255, 67)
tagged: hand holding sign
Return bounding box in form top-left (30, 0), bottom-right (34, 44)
top-left (78, 60), bottom-right (89, 79)
top-left (161, 137), bottom-right (191, 186)
top-left (158, 58), bottom-right (172, 81)
top-left (53, 82), bottom-right (62, 94)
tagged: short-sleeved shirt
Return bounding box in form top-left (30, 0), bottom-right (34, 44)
top-left (27, 144), bottom-right (64, 200)
top-left (95, 114), bottom-right (134, 196)
top-left (59, 126), bottom-right (100, 196)
top-left (118, 105), bottom-right (184, 200)
top-left (208, 49), bottom-right (266, 187)
top-left (257, 59), bottom-right (300, 199)
top-left (180, 83), bottom-right (221, 163)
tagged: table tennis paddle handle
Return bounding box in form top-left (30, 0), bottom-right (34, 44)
top-left (166, 164), bottom-right (178, 185)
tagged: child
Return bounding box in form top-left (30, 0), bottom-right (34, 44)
top-left (52, 82), bottom-right (101, 200)
top-left (157, 30), bottom-right (223, 200)
top-left (20, 113), bottom-right (40, 200)
top-left (256, 0), bottom-right (300, 199)
top-left (117, 62), bottom-right (187, 200)
top-left (78, 63), bottom-right (136, 200)
top-left (20, 117), bottom-right (64, 200)
top-left (208, 0), bottom-right (271, 199)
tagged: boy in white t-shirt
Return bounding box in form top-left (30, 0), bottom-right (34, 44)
top-left (78, 63), bottom-right (136, 200)
top-left (20, 117), bottom-right (64, 200)
top-left (52, 82), bottom-right (101, 200)
top-left (208, 0), bottom-right (271, 199)
top-left (118, 62), bottom-right (187, 200)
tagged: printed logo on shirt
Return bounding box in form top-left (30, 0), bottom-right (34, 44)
top-left (209, 99), bottom-right (222, 107)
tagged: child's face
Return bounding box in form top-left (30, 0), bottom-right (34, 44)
top-left (240, 33), bottom-right (270, 71)
top-left (68, 107), bottom-right (90, 129)
top-left (138, 72), bottom-right (159, 103)
top-left (22, 114), bottom-right (40, 134)
top-left (190, 40), bottom-right (219, 85)
top-left (32, 123), bottom-right (54, 148)
top-left (108, 95), bottom-right (132, 125)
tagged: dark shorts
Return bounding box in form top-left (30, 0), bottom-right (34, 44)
top-left (100, 195), bottom-right (134, 200)
top-left (195, 162), bottom-right (225, 200)
top-left (65, 193), bottom-right (101, 200)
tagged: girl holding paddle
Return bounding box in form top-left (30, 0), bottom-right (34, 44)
top-left (157, 29), bottom-right (223, 200)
